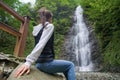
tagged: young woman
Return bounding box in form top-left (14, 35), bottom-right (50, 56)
top-left (15, 7), bottom-right (76, 80)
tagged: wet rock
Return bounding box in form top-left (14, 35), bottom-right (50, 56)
top-left (0, 52), bottom-right (23, 80)
top-left (0, 53), bottom-right (64, 80)
top-left (61, 14), bottom-right (102, 72)
top-left (7, 64), bottom-right (64, 80)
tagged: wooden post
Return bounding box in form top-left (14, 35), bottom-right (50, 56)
top-left (0, 1), bottom-right (31, 57)
top-left (14, 16), bottom-right (30, 57)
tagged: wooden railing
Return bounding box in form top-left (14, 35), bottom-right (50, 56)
top-left (0, 1), bottom-right (30, 57)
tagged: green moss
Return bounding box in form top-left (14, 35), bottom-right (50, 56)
top-left (80, 0), bottom-right (120, 68)
top-left (104, 31), bottom-right (120, 66)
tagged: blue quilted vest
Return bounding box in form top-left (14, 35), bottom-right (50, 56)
top-left (34, 26), bottom-right (54, 63)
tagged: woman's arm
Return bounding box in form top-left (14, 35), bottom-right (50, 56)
top-left (25, 24), bottom-right (54, 67)
top-left (14, 24), bottom-right (54, 77)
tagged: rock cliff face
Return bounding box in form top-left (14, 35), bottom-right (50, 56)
top-left (61, 16), bottom-right (102, 71)
top-left (7, 64), bottom-right (64, 80)
top-left (86, 18), bottom-right (103, 71)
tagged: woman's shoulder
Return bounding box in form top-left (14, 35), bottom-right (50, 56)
top-left (32, 24), bottom-right (42, 36)
top-left (34, 24), bottom-right (42, 28)
top-left (45, 23), bottom-right (54, 29)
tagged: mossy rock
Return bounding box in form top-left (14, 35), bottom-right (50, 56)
top-left (7, 64), bottom-right (64, 80)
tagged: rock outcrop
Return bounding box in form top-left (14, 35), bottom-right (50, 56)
top-left (76, 72), bottom-right (120, 80)
top-left (7, 64), bottom-right (64, 80)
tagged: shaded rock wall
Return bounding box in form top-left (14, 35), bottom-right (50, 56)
top-left (61, 15), bottom-right (102, 71)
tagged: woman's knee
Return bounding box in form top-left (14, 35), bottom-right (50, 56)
top-left (66, 61), bottom-right (75, 68)
top-left (69, 61), bottom-right (75, 68)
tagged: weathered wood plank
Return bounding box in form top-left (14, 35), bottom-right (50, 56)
top-left (0, 22), bottom-right (21, 37)
top-left (0, 1), bottom-right (24, 22)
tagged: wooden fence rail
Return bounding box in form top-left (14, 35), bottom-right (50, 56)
top-left (0, 1), bottom-right (30, 57)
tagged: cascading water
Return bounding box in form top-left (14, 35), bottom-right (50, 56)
top-left (71, 6), bottom-right (94, 71)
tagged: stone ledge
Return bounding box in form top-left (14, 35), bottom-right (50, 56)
top-left (7, 64), bottom-right (65, 80)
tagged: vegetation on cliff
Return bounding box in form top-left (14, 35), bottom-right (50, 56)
top-left (80, 0), bottom-right (120, 71)
top-left (0, 0), bottom-right (119, 72)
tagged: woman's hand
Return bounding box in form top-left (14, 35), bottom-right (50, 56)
top-left (14, 63), bottom-right (30, 78)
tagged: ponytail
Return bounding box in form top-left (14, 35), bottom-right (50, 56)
top-left (38, 7), bottom-right (53, 27)
top-left (38, 7), bottom-right (46, 27)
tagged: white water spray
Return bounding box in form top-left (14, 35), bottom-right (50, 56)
top-left (72, 6), bottom-right (94, 71)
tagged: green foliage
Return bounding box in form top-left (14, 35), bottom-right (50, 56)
top-left (80, 0), bottom-right (120, 67)
top-left (0, 30), bottom-right (16, 54)
top-left (0, 0), bottom-right (35, 55)
top-left (0, 0), bottom-right (22, 54)
top-left (54, 33), bottom-right (64, 58)
top-left (0, 0), bottom-right (78, 57)
top-left (33, 0), bottom-right (77, 56)
top-left (1, 0), bottom-right (120, 69)
top-left (104, 31), bottom-right (120, 66)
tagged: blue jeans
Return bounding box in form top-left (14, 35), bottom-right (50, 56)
top-left (36, 60), bottom-right (76, 80)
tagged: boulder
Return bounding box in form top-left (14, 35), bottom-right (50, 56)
top-left (7, 64), bottom-right (65, 80)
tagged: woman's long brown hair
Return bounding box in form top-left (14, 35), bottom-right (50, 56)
top-left (38, 7), bottom-right (53, 27)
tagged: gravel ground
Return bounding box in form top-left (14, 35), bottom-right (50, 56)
top-left (76, 72), bottom-right (120, 80)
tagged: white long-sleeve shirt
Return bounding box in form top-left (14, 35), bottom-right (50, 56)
top-left (24, 22), bottom-right (54, 67)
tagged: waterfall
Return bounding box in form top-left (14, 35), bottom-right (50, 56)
top-left (71, 6), bottom-right (94, 71)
